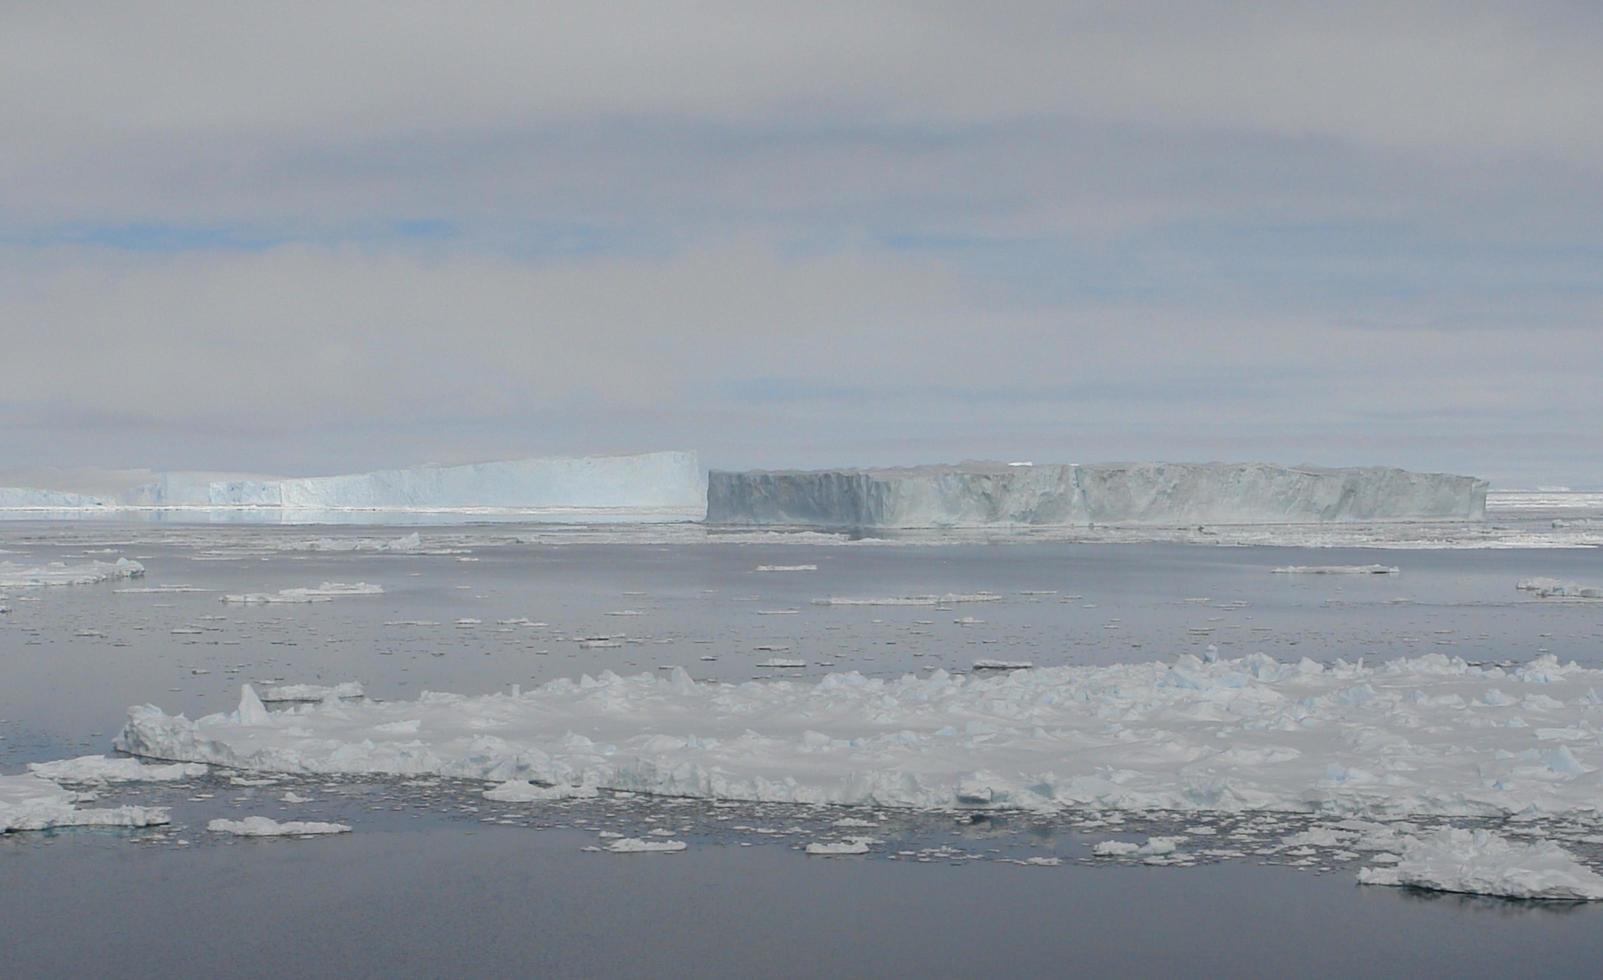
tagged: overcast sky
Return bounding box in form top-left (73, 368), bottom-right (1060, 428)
top-left (3, 2), bottom-right (1599, 487)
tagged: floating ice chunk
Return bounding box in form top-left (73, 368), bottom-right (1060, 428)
top-left (805, 839), bottom-right (871, 855)
top-left (208, 816), bottom-right (351, 836)
top-left (1358, 829), bottom-right (1603, 900)
top-left (1272, 565), bottom-right (1399, 575)
top-left (755, 565), bottom-right (818, 572)
top-left (290, 532), bottom-right (423, 553)
top-left (757, 658), bottom-right (807, 669)
top-left (259, 682), bottom-right (365, 704)
top-left (27, 756), bottom-right (207, 783)
top-left (972, 660), bottom-right (1033, 671)
top-left (221, 582), bottom-right (383, 604)
top-left (1092, 840), bottom-right (1141, 856)
top-left (0, 773), bottom-right (170, 833)
top-left (606, 837), bottom-right (686, 853)
top-left (0, 558), bottom-right (144, 588)
top-left (483, 780), bottom-right (600, 802)
top-left (1517, 579), bottom-right (1603, 599)
top-left (812, 594), bottom-right (1002, 607)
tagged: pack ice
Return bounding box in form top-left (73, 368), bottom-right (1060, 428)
top-left (116, 652), bottom-right (1603, 820)
top-left (707, 462), bottom-right (1487, 527)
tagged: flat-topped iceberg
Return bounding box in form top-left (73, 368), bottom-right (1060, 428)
top-left (0, 451), bottom-right (704, 516)
top-left (707, 462), bottom-right (1487, 527)
top-left (0, 773), bottom-right (170, 834)
top-left (117, 652), bottom-right (1603, 819)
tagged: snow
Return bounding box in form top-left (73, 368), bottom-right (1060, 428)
top-left (27, 756), bottom-right (207, 783)
top-left (1518, 578), bottom-right (1603, 599)
top-left (1358, 829), bottom-right (1603, 901)
top-left (605, 837), bottom-right (686, 853)
top-left (207, 816), bottom-right (352, 836)
top-left (221, 582), bottom-right (383, 603)
top-left (0, 773), bottom-right (170, 833)
top-left (115, 651), bottom-right (1603, 820)
top-left (1272, 565), bottom-right (1400, 575)
top-left (0, 558), bottom-right (144, 588)
top-left (259, 682), bottom-right (366, 703)
top-left (708, 462), bottom-right (1487, 527)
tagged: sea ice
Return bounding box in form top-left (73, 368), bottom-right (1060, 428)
top-left (1272, 565), bottom-right (1400, 575)
top-left (483, 779), bottom-right (600, 802)
top-left (1358, 829), bottom-right (1603, 900)
top-left (805, 839), bottom-right (871, 856)
top-left (1517, 579), bottom-right (1603, 599)
top-left (605, 837), bottom-right (686, 853)
top-left (259, 682), bottom-right (366, 704)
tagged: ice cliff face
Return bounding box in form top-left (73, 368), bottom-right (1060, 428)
top-left (707, 462), bottom-right (1488, 527)
top-left (3, 452), bottom-right (704, 513)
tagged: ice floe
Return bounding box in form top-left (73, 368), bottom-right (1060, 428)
top-left (115, 651), bottom-right (1603, 820)
top-left (207, 816), bottom-right (351, 837)
top-left (1272, 565), bottom-right (1399, 575)
top-left (1357, 829), bottom-right (1603, 901)
top-left (259, 682), bottom-right (366, 704)
top-left (0, 773), bottom-right (170, 833)
top-left (0, 558), bottom-right (144, 588)
top-left (605, 837), bottom-right (686, 853)
top-left (221, 582), bottom-right (384, 604)
top-left (1517, 579), bottom-right (1603, 600)
top-left (811, 593), bottom-right (1002, 607)
top-left (26, 756), bottom-right (207, 783)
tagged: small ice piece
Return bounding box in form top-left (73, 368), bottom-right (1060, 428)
top-left (1272, 565), bottom-right (1399, 575)
top-left (27, 756), bottom-right (208, 783)
top-left (806, 839), bottom-right (871, 856)
top-left (259, 682), bottom-right (365, 704)
top-left (1358, 828), bottom-right (1603, 900)
top-left (208, 816), bottom-right (352, 836)
top-left (812, 594), bottom-right (1002, 606)
top-left (483, 780), bottom-right (600, 802)
top-left (606, 837), bottom-right (687, 853)
top-left (755, 565), bottom-right (818, 572)
top-left (972, 660), bottom-right (1033, 671)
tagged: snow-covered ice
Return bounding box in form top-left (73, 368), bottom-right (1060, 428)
top-left (483, 779), bottom-right (599, 802)
top-left (1358, 829), bottom-right (1603, 901)
top-left (605, 837), bottom-right (686, 853)
top-left (806, 839), bottom-right (871, 855)
top-left (115, 652), bottom-right (1603, 820)
top-left (207, 816), bottom-right (352, 837)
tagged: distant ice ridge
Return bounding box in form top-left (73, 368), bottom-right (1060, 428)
top-left (707, 462), bottom-right (1487, 527)
top-left (117, 652), bottom-right (1603, 819)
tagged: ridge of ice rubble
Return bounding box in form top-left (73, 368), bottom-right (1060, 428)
top-left (207, 816), bottom-right (351, 837)
top-left (1518, 578), bottom-right (1603, 599)
top-left (0, 773), bottom-right (170, 834)
top-left (114, 652), bottom-right (1603, 820)
top-left (708, 462), bottom-right (1488, 528)
top-left (1357, 829), bottom-right (1603, 901)
top-left (0, 558), bottom-right (144, 588)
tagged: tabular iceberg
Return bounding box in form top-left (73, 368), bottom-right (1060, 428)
top-left (707, 462), bottom-right (1488, 527)
top-left (1, 451), bottom-right (704, 515)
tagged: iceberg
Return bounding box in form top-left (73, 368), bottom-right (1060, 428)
top-left (0, 773), bottom-right (170, 834)
top-left (707, 462), bottom-right (1488, 527)
top-left (0, 452), bottom-right (705, 517)
top-left (1358, 829), bottom-right (1603, 901)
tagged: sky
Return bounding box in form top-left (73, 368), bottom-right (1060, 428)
top-left (3, 1), bottom-right (1600, 487)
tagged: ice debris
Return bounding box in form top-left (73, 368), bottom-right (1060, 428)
top-left (207, 816), bottom-right (352, 837)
